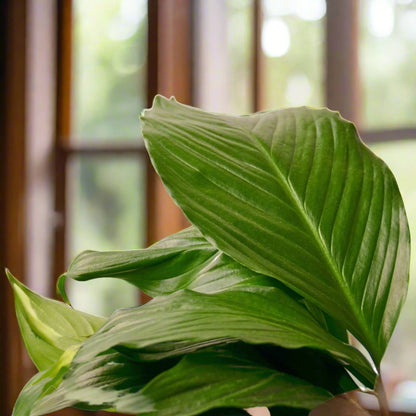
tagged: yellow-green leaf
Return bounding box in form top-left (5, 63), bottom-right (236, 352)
top-left (7, 270), bottom-right (106, 370)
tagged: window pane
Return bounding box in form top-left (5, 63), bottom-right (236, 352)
top-left (67, 155), bottom-right (146, 316)
top-left (194, 0), bottom-right (254, 114)
top-left (261, 0), bottom-right (325, 109)
top-left (371, 140), bottom-right (416, 412)
top-left (72, 0), bottom-right (147, 141)
top-left (360, 0), bottom-right (416, 129)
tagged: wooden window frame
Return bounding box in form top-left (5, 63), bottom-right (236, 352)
top-left (53, 0), bottom-right (193, 299)
top-left (0, 1), bottom-right (27, 413)
top-left (325, 0), bottom-right (416, 144)
top-left (2, 0), bottom-right (415, 413)
top-left (51, 0), bottom-right (194, 414)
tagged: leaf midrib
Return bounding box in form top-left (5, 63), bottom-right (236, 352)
top-left (244, 120), bottom-right (371, 346)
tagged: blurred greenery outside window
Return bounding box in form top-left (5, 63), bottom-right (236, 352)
top-left (67, 0), bottom-right (147, 316)
top-left (360, 0), bottom-right (416, 129)
top-left (260, 0), bottom-right (325, 109)
top-left (65, 0), bottom-right (416, 410)
top-left (359, 0), bottom-right (416, 410)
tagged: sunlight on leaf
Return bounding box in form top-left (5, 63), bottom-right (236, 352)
top-left (7, 270), bottom-right (106, 370)
top-left (142, 96), bottom-right (410, 365)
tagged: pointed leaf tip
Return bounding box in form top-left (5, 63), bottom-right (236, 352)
top-left (6, 268), bottom-right (18, 285)
top-left (9, 272), bottom-right (106, 371)
top-left (141, 100), bottom-right (410, 365)
top-left (56, 274), bottom-right (70, 305)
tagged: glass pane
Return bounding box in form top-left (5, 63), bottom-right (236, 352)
top-left (67, 155), bottom-right (146, 316)
top-left (72, 0), bottom-right (147, 141)
top-left (261, 0), bottom-right (325, 109)
top-left (370, 140), bottom-right (416, 412)
top-left (194, 0), bottom-right (253, 114)
top-left (360, 0), bottom-right (416, 129)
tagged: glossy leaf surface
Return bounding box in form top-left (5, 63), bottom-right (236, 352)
top-left (141, 96), bottom-right (410, 364)
top-left (27, 349), bottom-right (174, 416)
top-left (65, 227), bottom-right (348, 344)
top-left (13, 345), bottom-right (79, 416)
top-left (64, 227), bottom-right (276, 296)
top-left (74, 287), bottom-right (375, 385)
top-left (128, 349), bottom-right (332, 416)
top-left (257, 345), bottom-right (356, 395)
top-left (7, 271), bottom-right (106, 371)
top-left (26, 346), bottom-right (331, 416)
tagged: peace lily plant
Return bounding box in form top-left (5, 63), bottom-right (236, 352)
top-left (8, 96), bottom-right (410, 416)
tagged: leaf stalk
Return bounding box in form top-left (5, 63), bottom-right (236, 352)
top-left (375, 371), bottom-right (390, 416)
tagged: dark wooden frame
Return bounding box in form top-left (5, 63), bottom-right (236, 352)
top-left (325, 0), bottom-right (416, 144)
top-left (52, 0), bottom-right (193, 309)
top-left (53, 0), bottom-right (194, 286)
top-left (325, 0), bottom-right (361, 125)
top-left (145, 0), bottom-right (193, 247)
top-left (0, 1), bottom-right (28, 413)
top-left (53, 0), bottom-right (72, 287)
top-left (252, 0), bottom-right (264, 112)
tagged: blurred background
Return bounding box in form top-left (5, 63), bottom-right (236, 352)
top-left (1, 0), bottom-right (416, 414)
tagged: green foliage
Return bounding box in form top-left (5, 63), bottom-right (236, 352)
top-left (9, 97), bottom-right (410, 415)
top-left (7, 270), bottom-right (105, 371)
top-left (12, 345), bottom-right (80, 416)
top-left (142, 97), bottom-right (409, 365)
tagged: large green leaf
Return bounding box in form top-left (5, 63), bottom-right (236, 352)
top-left (73, 287), bottom-right (376, 385)
top-left (14, 347), bottom-right (174, 416)
top-left (27, 346), bottom-right (332, 416)
top-left (113, 341), bottom-right (355, 400)
top-left (16, 343), bottom-right (349, 416)
top-left (64, 227), bottom-right (348, 343)
top-left (141, 96), bottom-right (410, 364)
top-left (63, 226), bottom-right (276, 297)
top-left (115, 343), bottom-right (356, 400)
top-left (13, 345), bottom-right (79, 416)
top-left (7, 270), bottom-right (106, 371)
top-left (122, 349), bottom-right (332, 416)
top-left (257, 345), bottom-right (356, 395)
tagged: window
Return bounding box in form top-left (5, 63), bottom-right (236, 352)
top-left (359, 1), bottom-right (416, 412)
top-left (2, 0), bottom-right (416, 414)
top-left (53, 0), bottom-right (193, 316)
top-left (57, 0), bottom-right (148, 316)
top-left (260, 0), bottom-right (326, 109)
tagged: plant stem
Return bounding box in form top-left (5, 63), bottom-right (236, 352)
top-left (376, 370), bottom-right (390, 416)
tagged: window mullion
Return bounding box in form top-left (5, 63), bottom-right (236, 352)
top-left (145, 0), bottom-right (193, 250)
top-left (252, 0), bottom-right (264, 112)
top-left (325, 0), bottom-right (361, 126)
top-left (53, 0), bottom-right (73, 289)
